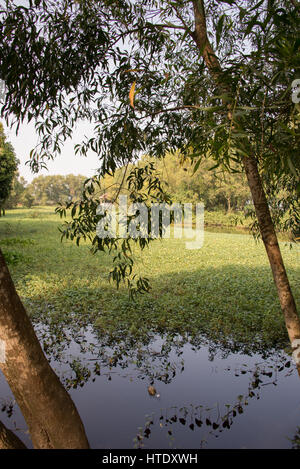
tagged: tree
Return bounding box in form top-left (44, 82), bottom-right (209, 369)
top-left (4, 174), bottom-right (26, 209)
top-left (0, 122), bottom-right (17, 215)
top-left (0, 419), bottom-right (27, 449)
top-left (0, 0), bottom-right (299, 382)
top-left (65, 174), bottom-right (87, 201)
top-left (21, 186), bottom-right (35, 208)
top-left (151, 152), bottom-right (250, 211)
top-left (27, 174), bottom-right (86, 205)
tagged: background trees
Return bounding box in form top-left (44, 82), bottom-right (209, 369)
top-left (26, 174), bottom-right (86, 206)
top-left (0, 123), bottom-right (18, 215)
top-left (4, 174), bottom-right (26, 209)
top-left (4, 173), bottom-right (87, 208)
top-left (99, 152), bottom-right (251, 212)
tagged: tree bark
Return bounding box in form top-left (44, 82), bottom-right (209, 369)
top-left (0, 248), bottom-right (90, 448)
top-left (191, 0), bottom-right (300, 367)
top-left (242, 156), bottom-right (300, 345)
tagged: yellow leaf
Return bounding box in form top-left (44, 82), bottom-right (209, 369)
top-left (129, 81), bottom-right (136, 108)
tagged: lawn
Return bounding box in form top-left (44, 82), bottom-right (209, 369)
top-left (0, 206), bottom-right (299, 356)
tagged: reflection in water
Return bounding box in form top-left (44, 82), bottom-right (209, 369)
top-left (135, 359), bottom-right (293, 448)
top-left (0, 319), bottom-right (299, 449)
top-left (0, 418), bottom-right (27, 449)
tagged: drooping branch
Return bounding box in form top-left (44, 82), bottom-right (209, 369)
top-left (135, 104), bottom-right (215, 120)
top-left (290, 0), bottom-right (300, 10)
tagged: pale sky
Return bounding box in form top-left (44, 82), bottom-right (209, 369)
top-left (3, 119), bottom-right (102, 184)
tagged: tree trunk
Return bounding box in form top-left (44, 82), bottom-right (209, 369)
top-left (242, 156), bottom-right (300, 356)
top-left (192, 0), bottom-right (300, 368)
top-left (0, 248), bottom-right (90, 448)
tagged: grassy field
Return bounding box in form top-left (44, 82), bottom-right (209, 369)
top-left (0, 206), bottom-right (299, 355)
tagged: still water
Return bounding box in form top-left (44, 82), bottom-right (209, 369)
top-left (0, 323), bottom-right (299, 449)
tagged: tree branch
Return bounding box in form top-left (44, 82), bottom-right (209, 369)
top-left (172, 4), bottom-right (195, 37)
top-left (154, 23), bottom-right (187, 31)
top-left (135, 104), bottom-right (215, 120)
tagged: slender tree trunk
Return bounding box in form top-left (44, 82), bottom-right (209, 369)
top-left (191, 0), bottom-right (300, 367)
top-left (242, 156), bottom-right (300, 346)
top-left (0, 248), bottom-right (90, 448)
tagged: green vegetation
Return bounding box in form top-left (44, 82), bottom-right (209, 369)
top-left (1, 207), bottom-right (299, 356)
top-left (0, 123), bottom-right (18, 215)
top-left (5, 173), bottom-right (87, 208)
top-left (100, 153), bottom-right (251, 213)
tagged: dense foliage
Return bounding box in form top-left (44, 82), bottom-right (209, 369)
top-left (26, 174), bottom-right (86, 205)
top-left (100, 152), bottom-right (250, 212)
top-left (0, 122), bottom-right (18, 214)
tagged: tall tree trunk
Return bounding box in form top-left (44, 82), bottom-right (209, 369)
top-left (191, 0), bottom-right (300, 367)
top-left (242, 156), bottom-right (300, 351)
top-left (0, 248), bottom-right (90, 448)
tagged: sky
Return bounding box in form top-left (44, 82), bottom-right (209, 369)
top-left (3, 119), bottom-right (102, 183)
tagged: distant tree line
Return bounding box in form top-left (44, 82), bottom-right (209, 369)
top-left (5, 152), bottom-right (251, 213)
top-left (4, 152), bottom-right (296, 231)
top-left (0, 118), bottom-right (281, 217)
top-left (100, 152), bottom-right (251, 213)
top-left (5, 173), bottom-right (87, 208)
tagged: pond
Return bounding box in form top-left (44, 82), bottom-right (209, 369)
top-left (1, 322), bottom-right (299, 449)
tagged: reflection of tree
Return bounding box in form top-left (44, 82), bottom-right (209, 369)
top-left (134, 360), bottom-right (293, 449)
top-left (32, 314), bottom-right (292, 392)
top-left (0, 419), bottom-right (26, 449)
top-left (290, 428), bottom-right (300, 449)
top-left (2, 309), bottom-right (296, 448)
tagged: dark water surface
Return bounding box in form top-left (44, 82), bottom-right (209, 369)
top-left (0, 324), bottom-right (299, 449)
